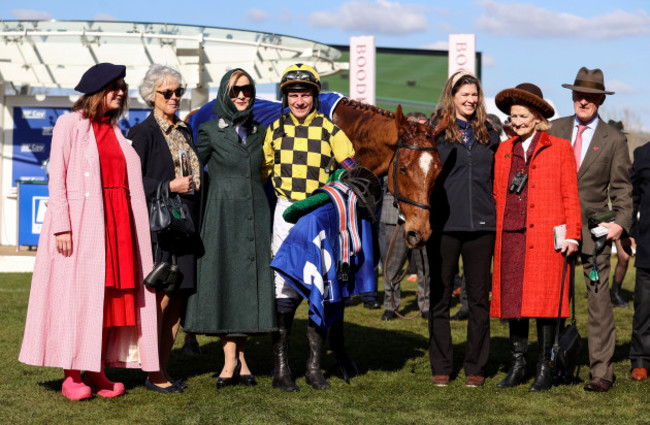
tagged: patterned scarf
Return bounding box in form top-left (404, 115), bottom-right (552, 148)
top-left (153, 112), bottom-right (201, 190)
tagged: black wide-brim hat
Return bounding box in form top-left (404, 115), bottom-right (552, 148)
top-left (562, 67), bottom-right (614, 95)
top-left (495, 83), bottom-right (555, 119)
top-left (74, 63), bottom-right (126, 94)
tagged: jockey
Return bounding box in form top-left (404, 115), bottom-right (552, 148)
top-left (262, 63), bottom-right (358, 392)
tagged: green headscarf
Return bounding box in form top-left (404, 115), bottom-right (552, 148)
top-left (212, 68), bottom-right (256, 127)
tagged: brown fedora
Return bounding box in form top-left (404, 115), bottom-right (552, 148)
top-left (562, 67), bottom-right (614, 95)
top-left (495, 83), bottom-right (555, 119)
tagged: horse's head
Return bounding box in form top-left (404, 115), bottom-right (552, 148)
top-left (388, 106), bottom-right (447, 249)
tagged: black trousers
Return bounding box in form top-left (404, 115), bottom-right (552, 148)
top-left (428, 231), bottom-right (494, 376)
top-left (631, 267), bottom-right (650, 369)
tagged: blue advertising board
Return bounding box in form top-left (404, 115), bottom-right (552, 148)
top-left (17, 181), bottom-right (49, 247)
top-left (12, 106), bottom-right (150, 187)
top-left (13, 106), bottom-right (151, 245)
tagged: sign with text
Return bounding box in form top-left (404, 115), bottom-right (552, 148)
top-left (448, 34), bottom-right (476, 78)
top-left (11, 107), bottom-right (151, 187)
top-left (17, 181), bottom-right (48, 246)
top-left (349, 36), bottom-right (376, 105)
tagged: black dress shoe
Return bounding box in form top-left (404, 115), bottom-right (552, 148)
top-left (217, 361), bottom-right (242, 389)
top-left (584, 377), bottom-right (613, 392)
top-left (173, 379), bottom-right (188, 390)
top-left (364, 300), bottom-right (381, 310)
top-left (239, 374), bottom-right (257, 386)
top-left (451, 309), bottom-right (469, 321)
top-left (216, 375), bottom-right (239, 389)
top-left (145, 379), bottom-right (183, 394)
top-left (381, 310), bottom-right (395, 321)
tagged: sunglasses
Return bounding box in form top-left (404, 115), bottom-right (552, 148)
top-left (157, 88), bottom-right (185, 99)
top-left (229, 84), bottom-right (254, 98)
top-left (108, 81), bottom-right (128, 92)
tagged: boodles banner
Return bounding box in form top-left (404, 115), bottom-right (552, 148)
top-left (448, 34), bottom-right (476, 78)
top-left (349, 36), bottom-right (376, 105)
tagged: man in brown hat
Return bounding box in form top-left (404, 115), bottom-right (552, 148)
top-left (549, 67), bottom-right (633, 392)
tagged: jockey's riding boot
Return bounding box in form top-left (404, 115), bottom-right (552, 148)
top-left (329, 312), bottom-right (358, 384)
top-left (611, 280), bottom-right (630, 308)
top-left (497, 319), bottom-right (528, 388)
top-left (272, 311), bottom-right (299, 392)
top-left (529, 319), bottom-right (554, 392)
top-left (305, 323), bottom-right (331, 390)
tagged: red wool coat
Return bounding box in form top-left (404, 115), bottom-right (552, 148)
top-left (490, 131), bottom-right (582, 319)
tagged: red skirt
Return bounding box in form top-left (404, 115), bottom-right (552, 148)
top-left (93, 118), bottom-right (137, 328)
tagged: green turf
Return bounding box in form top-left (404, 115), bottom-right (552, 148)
top-left (2, 261), bottom-right (649, 424)
top-left (322, 49), bottom-right (449, 116)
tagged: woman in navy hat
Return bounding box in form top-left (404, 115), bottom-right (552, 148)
top-left (491, 83), bottom-right (581, 391)
top-left (19, 63), bottom-right (159, 401)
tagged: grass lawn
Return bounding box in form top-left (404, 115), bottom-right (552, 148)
top-left (2, 260), bottom-right (649, 424)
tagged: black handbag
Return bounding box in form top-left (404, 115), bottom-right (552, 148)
top-left (149, 181), bottom-right (195, 237)
top-left (143, 244), bottom-right (180, 293)
top-left (549, 254), bottom-right (583, 385)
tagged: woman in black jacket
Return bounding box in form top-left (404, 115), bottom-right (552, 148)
top-left (128, 64), bottom-right (203, 393)
top-left (427, 71), bottom-right (500, 387)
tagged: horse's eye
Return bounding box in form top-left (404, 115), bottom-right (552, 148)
top-left (399, 164), bottom-right (407, 174)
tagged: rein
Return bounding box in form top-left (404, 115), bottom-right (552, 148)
top-left (390, 140), bottom-right (438, 219)
top-left (383, 222), bottom-right (429, 320)
top-left (383, 137), bottom-right (435, 320)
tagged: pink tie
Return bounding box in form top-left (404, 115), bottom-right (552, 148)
top-left (574, 124), bottom-right (588, 171)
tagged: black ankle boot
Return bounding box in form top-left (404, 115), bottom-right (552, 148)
top-left (329, 312), bottom-right (358, 384)
top-left (529, 320), bottom-right (554, 392)
top-left (272, 312), bottom-right (299, 392)
top-left (305, 323), bottom-right (330, 390)
top-left (497, 319), bottom-right (528, 388)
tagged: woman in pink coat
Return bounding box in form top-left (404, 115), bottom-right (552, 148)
top-left (19, 63), bottom-right (159, 401)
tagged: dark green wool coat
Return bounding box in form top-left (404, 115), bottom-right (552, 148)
top-left (183, 114), bottom-right (276, 335)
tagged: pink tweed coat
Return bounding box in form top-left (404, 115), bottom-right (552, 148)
top-left (19, 111), bottom-right (159, 372)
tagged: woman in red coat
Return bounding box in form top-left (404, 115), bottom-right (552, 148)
top-left (491, 83), bottom-right (581, 391)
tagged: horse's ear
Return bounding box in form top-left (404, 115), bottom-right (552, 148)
top-left (395, 105), bottom-right (404, 122)
top-left (395, 105), bottom-right (407, 135)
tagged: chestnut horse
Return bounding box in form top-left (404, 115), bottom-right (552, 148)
top-left (332, 98), bottom-right (448, 248)
top-left (186, 95), bottom-right (448, 248)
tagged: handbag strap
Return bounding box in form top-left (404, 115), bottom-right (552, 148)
top-left (153, 240), bottom-right (177, 265)
top-left (554, 253), bottom-right (570, 347)
top-left (156, 181), bottom-right (171, 200)
top-left (153, 242), bottom-right (161, 264)
top-left (569, 255), bottom-right (576, 325)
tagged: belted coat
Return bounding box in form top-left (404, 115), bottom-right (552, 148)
top-left (183, 117), bottom-right (276, 334)
top-left (490, 131), bottom-right (582, 318)
top-left (19, 111), bottom-right (158, 372)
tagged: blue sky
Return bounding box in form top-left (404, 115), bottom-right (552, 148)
top-left (3, 1), bottom-right (650, 130)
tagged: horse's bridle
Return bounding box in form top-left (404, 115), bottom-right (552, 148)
top-left (389, 138), bottom-right (438, 223)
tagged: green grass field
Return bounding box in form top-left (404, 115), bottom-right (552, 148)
top-left (2, 261), bottom-right (649, 424)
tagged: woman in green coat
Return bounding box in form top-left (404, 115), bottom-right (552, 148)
top-left (183, 68), bottom-right (276, 388)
